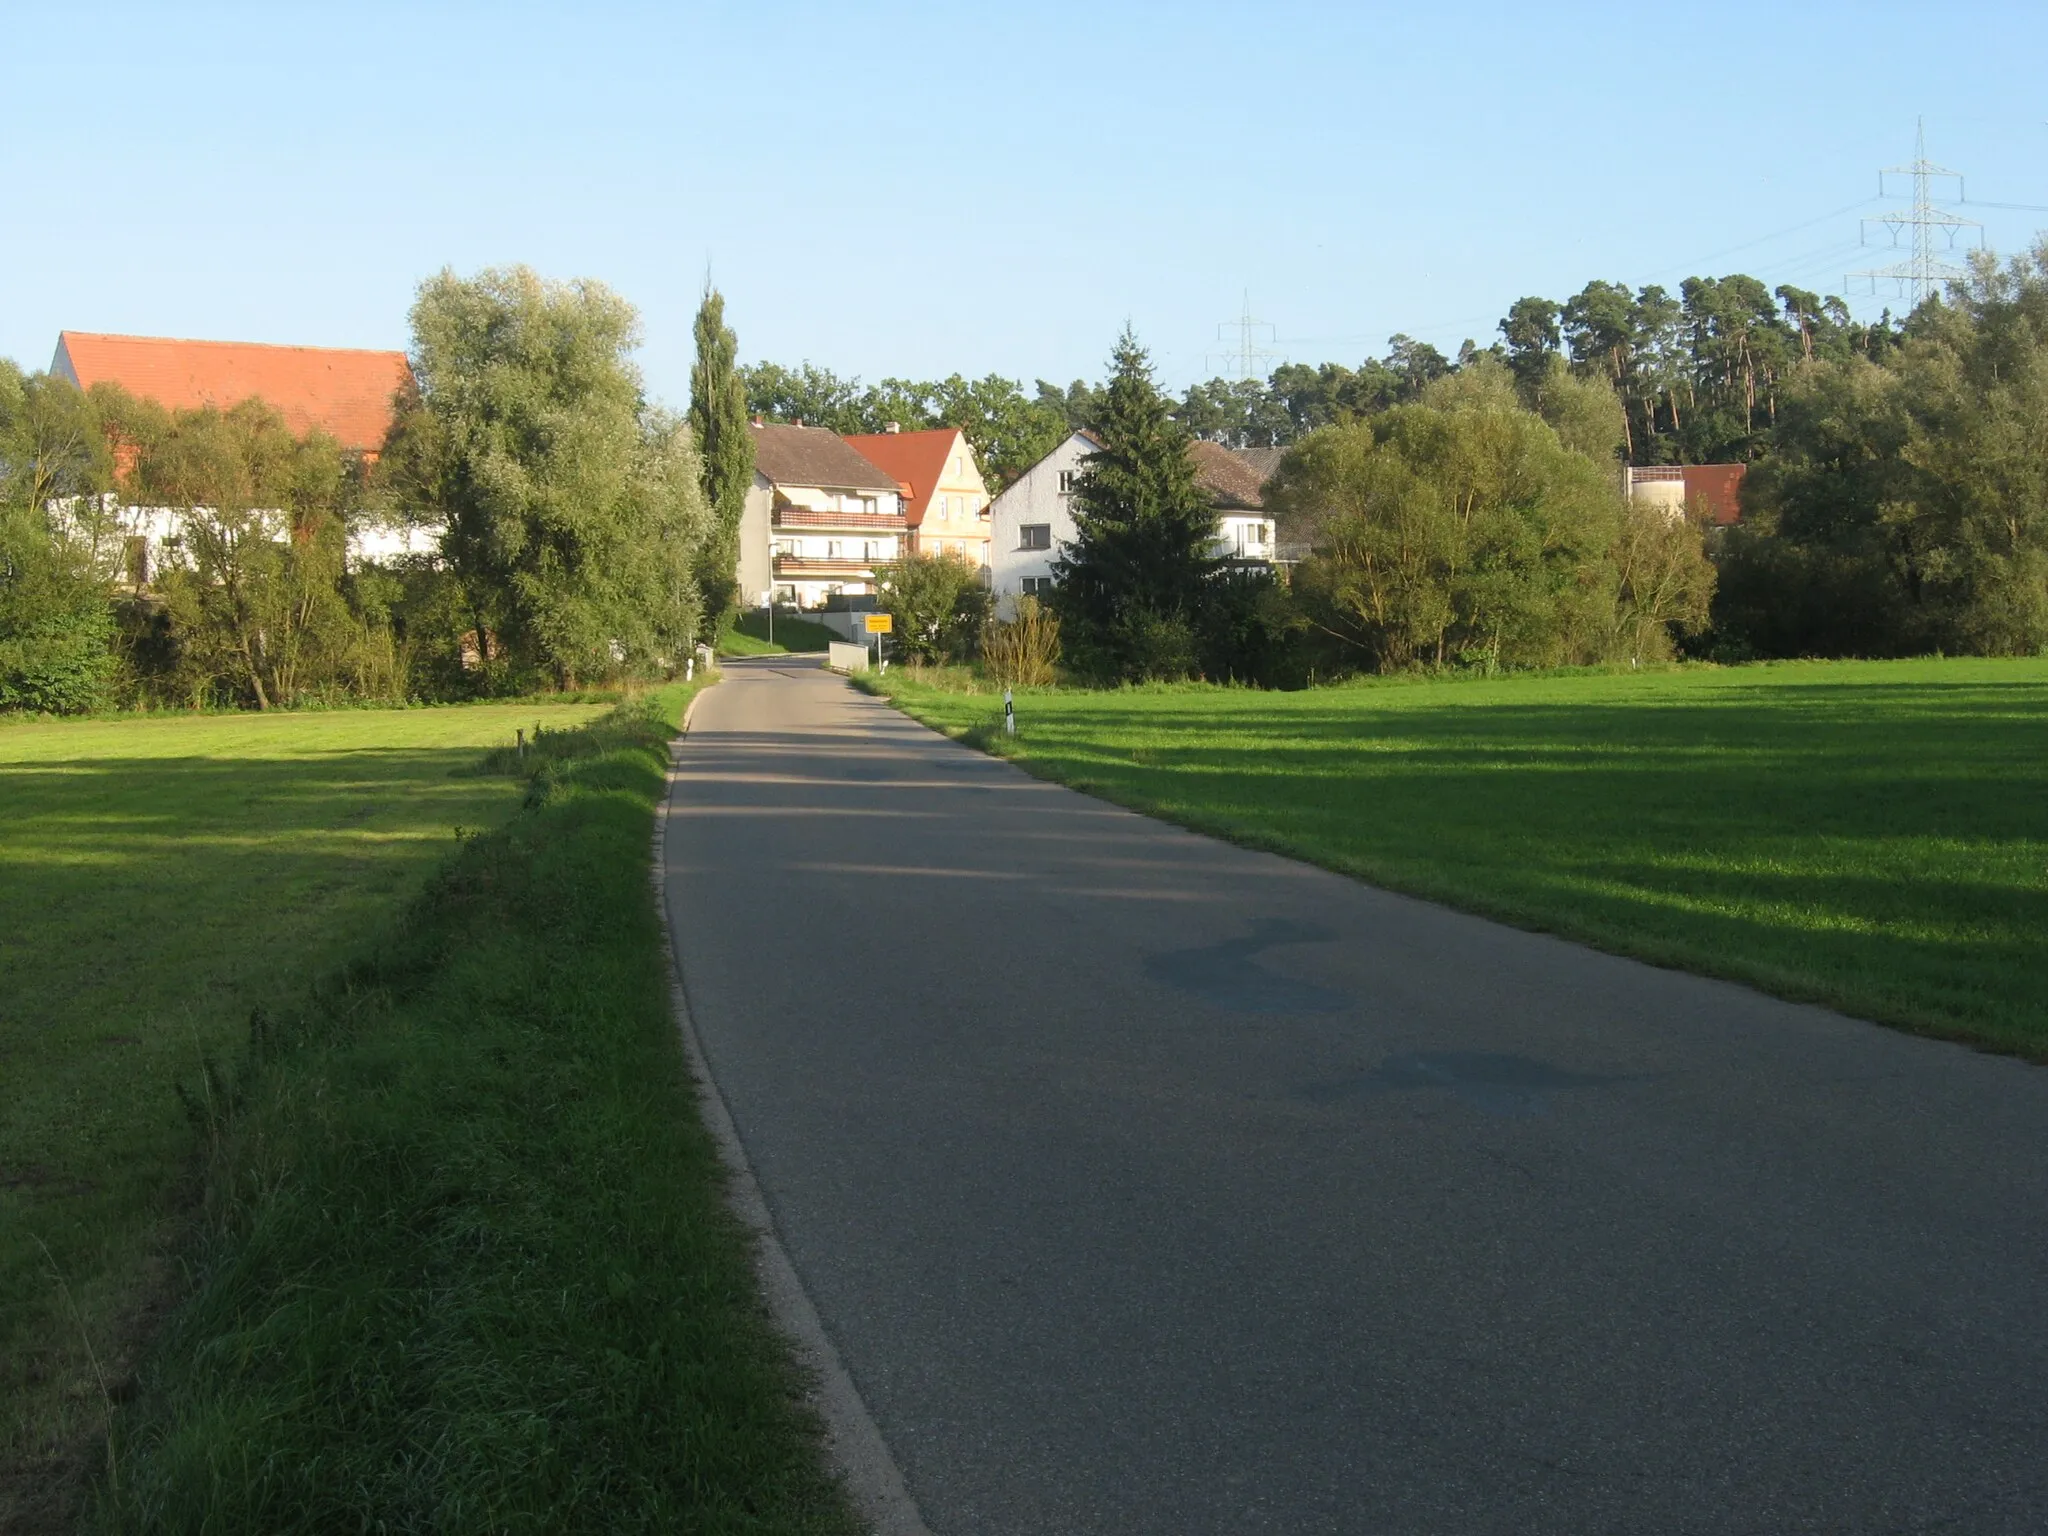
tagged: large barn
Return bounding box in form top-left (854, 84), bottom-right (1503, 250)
top-left (51, 331), bottom-right (411, 453)
top-left (49, 331), bottom-right (429, 577)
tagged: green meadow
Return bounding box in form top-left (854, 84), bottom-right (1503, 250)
top-left (0, 701), bottom-right (605, 1525)
top-left (875, 657), bottom-right (2048, 1057)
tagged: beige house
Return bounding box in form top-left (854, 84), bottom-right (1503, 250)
top-left (842, 427), bottom-right (991, 568)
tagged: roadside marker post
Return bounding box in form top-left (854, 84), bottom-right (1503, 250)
top-left (1004, 688), bottom-right (1015, 736)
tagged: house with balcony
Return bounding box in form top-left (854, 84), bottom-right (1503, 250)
top-left (737, 423), bottom-right (908, 609)
top-left (988, 433), bottom-right (1280, 617)
top-left (842, 426), bottom-right (991, 569)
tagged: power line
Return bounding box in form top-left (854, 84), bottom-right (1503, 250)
top-left (1848, 118), bottom-right (1983, 304)
top-left (1638, 196), bottom-right (1883, 284)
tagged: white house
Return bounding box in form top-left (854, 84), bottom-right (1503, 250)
top-left (737, 423), bottom-right (908, 609)
top-left (987, 431), bottom-right (1092, 619)
top-left (987, 433), bottom-right (1280, 618)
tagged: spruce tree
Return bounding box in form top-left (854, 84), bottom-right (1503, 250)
top-left (1051, 328), bottom-right (1221, 679)
top-left (688, 284), bottom-right (756, 635)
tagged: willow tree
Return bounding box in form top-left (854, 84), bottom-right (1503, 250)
top-left (1273, 399), bottom-right (1625, 672)
top-left (401, 266), bottom-right (710, 686)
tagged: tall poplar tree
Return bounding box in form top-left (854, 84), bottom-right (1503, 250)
top-left (1051, 328), bottom-right (1220, 680)
top-left (688, 283), bottom-right (755, 632)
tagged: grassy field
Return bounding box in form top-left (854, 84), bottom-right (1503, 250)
top-left (0, 700), bottom-right (606, 1527)
top-left (718, 611), bottom-right (837, 656)
top-left (873, 657), bottom-right (2048, 1057)
top-left (84, 686), bottom-right (855, 1533)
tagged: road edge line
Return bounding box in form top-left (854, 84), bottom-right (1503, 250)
top-left (653, 693), bottom-right (933, 1536)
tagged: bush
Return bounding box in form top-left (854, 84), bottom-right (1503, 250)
top-left (0, 603), bottom-right (114, 714)
top-left (877, 550), bottom-right (990, 663)
top-left (982, 596), bottom-right (1061, 685)
top-left (0, 505), bottom-right (116, 715)
top-left (1198, 568), bottom-right (1310, 687)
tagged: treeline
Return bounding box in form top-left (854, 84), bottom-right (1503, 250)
top-left (1721, 245), bottom-right (2048, 657)
top-left (1, 268), bottom-right (753, 713)
top-left (1035, 334), bottom-right (1712, 687)
top-left (1019, 248), bottom-right (2048, 686)
top-left (743, 267), bottom-right (1902, 490)
top-left (1178, 276), bottom-right (1902, 462)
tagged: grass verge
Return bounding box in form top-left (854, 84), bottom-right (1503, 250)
top-left (868, 657), bottom-right (2048, 1059)
top-left (1, 698), bottom-right (611, 1531)
top-left (85, 682), bottom-right (859, 1533)
top-left (718, 611), bottom-right (837, 656)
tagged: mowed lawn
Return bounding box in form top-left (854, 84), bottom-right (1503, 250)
top-left (880, 657), bottom-right (2048, 1056)
top-left (0, 701), bottom-right (605, 1515)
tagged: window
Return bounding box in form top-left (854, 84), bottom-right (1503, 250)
top-left (773, 539), bottom-right (795, 557)
top-left (937, 495), bottom-right (951, 521)
top-left (951, 456), bottom-right (963, 478)
top-left (1022, 576), bottom-right (1055, 597)
top-left (1057, 469), bottom-right (1078, 494)
top-left (826, 539), bottom-right (844, 559)
top-left (1019, 523), bottom-right (1052, 551)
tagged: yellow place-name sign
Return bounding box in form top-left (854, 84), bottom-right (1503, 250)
top-left (863, 613), bottom-right (893, 634)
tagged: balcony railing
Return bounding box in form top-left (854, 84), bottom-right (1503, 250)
top-left (773, 507), bottom-right (907, 531)
top-left (773, 554), bottom-right (893, 576)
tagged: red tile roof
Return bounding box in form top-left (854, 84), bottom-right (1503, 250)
top-left (842, 428), bottom-right (965, 528)
top-left (52, 331), bottom-right (411, 452)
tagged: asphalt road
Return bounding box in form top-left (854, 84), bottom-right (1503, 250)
top-left (662, 656), bottom-right (2048, 1535)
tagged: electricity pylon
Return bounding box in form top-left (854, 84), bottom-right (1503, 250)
top-left (1205, 291), bottom-right (1279, 380)
top-left (1848, 118), bottom-right (1982, 304)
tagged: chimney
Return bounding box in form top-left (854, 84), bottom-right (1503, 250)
top-left (885, 421), bottom-right (901, 434)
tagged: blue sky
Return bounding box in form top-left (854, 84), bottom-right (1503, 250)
top-left (5, 1), bottom-right (2046, 406)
